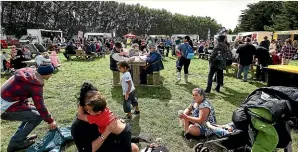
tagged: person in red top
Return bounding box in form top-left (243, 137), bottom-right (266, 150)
top-left (1, 64), bottom-right (57, 152)
top-left (75, 82), bottom-right (139, 152)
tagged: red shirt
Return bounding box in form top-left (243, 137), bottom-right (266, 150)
top-left (87, 108), bottom-right (116, 134)
top-left (272, 55), bottom-right (281, 65)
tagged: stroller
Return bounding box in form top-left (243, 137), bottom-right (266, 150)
top-left (195, 86), bottom-right (298, 152)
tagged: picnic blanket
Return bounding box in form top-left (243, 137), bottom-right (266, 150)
top-left (26, 126), bottom-right (73, 152)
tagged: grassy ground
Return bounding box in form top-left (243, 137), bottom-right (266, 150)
top-left (0, 49), bottom-right (297, 152)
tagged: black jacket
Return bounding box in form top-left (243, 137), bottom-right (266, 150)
top-left (209, 42), bottom-right (231, 70)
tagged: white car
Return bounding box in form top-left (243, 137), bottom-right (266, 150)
top-left (19, 35), bottom-right (39, 44)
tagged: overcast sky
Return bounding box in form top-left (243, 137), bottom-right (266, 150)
top-left (118, 0), bottom-right (260, 30)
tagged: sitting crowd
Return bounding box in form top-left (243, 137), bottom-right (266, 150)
top-left (1, 44), bottom-right (60, 72)
top-left (110, 42), bottom-right (164, 85)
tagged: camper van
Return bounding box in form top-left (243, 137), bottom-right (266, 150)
top-left (237, 31), bottom-right (272, 43)
top-left (26, 29), bottom-right (63, 44)
top-left (273, 30), bottom-right (298, 42)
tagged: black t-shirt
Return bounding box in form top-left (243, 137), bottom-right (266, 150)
top-left (260, 40), bottom-right (270, 50)
top-left (236, 43), bottom-right (257, 66)
top-left (255, 47), bottom-right (272, 66)
top-left (157, 45), bottom-right (165, 52)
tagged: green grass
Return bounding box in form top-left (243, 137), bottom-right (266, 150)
top-left (1, 50), bottom-right (298, 152)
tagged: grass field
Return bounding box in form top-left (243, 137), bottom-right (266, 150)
top-left (0, 49), bottom-right (297, 152)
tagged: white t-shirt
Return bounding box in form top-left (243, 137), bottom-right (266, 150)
top-left (121, 71), bottom-right (135, 95)
top-left (35, 55), bottom-right (51, 66)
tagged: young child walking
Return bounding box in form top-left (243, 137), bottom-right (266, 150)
top-left (117, 61), bottom-right (140, 119)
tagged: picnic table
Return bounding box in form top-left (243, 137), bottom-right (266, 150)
top-left (130, 56), bottom-right (147, 86)
top-left (22, 59), bottom-right (36, 67)
top-left (266, 65), bottom-right (298, 87)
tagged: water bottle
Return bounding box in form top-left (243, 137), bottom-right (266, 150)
top-left (178, 110), bottom-right (184, 127)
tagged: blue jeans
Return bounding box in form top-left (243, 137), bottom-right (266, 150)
top-left (1, 106), bottom-right (42, 147)
top-left (237, 65), bottom-right (250, 81)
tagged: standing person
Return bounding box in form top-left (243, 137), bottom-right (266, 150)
top-left (260, 36), bottom-right (270, 50)
top-left (117, 61), bottom-right (140, 119)
top-left (157, 42), bottom-right (165, 57)
top-left (236, 37), bottom-right (257, 82)
top-left (255, 46), bottom-right (272, 82)
top-left (1, 64), bottom-right (57, 152)
top-left (165, 38), bottom-right (171, 57)
top-left (205, 35), bottom-right (230, 93)
top-left (280, 38), bottom-right (296, 65)
top-left (269, 39), bottom-right (277, 54)
top-left (176, 36), bottom-right (193, 83)
top-left (171, 37), bottom-right (176, 56)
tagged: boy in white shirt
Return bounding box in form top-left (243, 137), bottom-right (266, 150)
top-left (117, 61), bottom-right (140, 119)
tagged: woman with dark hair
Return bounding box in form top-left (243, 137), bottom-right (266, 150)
top-left (176, 36), bottom-right (193, 83)
top-left (71, 82), bottom-right (139, 152)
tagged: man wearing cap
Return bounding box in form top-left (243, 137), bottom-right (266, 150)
top-left (110, 42), bottom-right (130, 71)
top-left (1, 64), bottom-right (57, 152)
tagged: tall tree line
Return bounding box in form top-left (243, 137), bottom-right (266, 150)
top-left (237, 1), bottom-right (298, 32)
top-left (0, 1), bottom-right (221, 39)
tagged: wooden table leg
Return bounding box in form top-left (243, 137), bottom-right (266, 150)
top-left (132, 65), bottom-right (140, 85)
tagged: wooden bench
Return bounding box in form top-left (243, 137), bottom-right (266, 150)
top-left (147, 71), bottom-right (161, 86)
top-left (112, 71), bottom-right (120, 86)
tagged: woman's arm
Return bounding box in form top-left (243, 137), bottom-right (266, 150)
top-left (185, 108), bottom-right (210, 124)
top-left (183, 104), bottom-right (192, 115)
top-left (91, 122), bottom-right (114, 152)
top-left (77, 105), bottom-right (88, 122)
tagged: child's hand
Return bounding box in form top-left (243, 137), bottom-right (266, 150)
top-left (125, 93), bottom-right (129, 100)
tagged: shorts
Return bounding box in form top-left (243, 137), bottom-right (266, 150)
top-left (193, 123), bottom-right (213, 137)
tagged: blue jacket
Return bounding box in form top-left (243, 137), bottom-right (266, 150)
top-left (146, 51), bottom-right (164, 73)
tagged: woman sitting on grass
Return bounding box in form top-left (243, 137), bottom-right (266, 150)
top-left (71, 82), bottom-right (139, 152)
top-left (179, 87), bottom-right (217, 139)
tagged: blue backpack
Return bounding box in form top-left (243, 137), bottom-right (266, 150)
top-left (185, 43), bottom-right (194, 59)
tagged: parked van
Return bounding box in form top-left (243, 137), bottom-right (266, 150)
top-left (273, 30), bottom-right (298, 42)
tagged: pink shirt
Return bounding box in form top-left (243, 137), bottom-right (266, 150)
top-left (49, 51), bottom-right (59, 67)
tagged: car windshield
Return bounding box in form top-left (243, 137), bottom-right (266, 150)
top-left (20, 35), bottom-right (37, 40)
